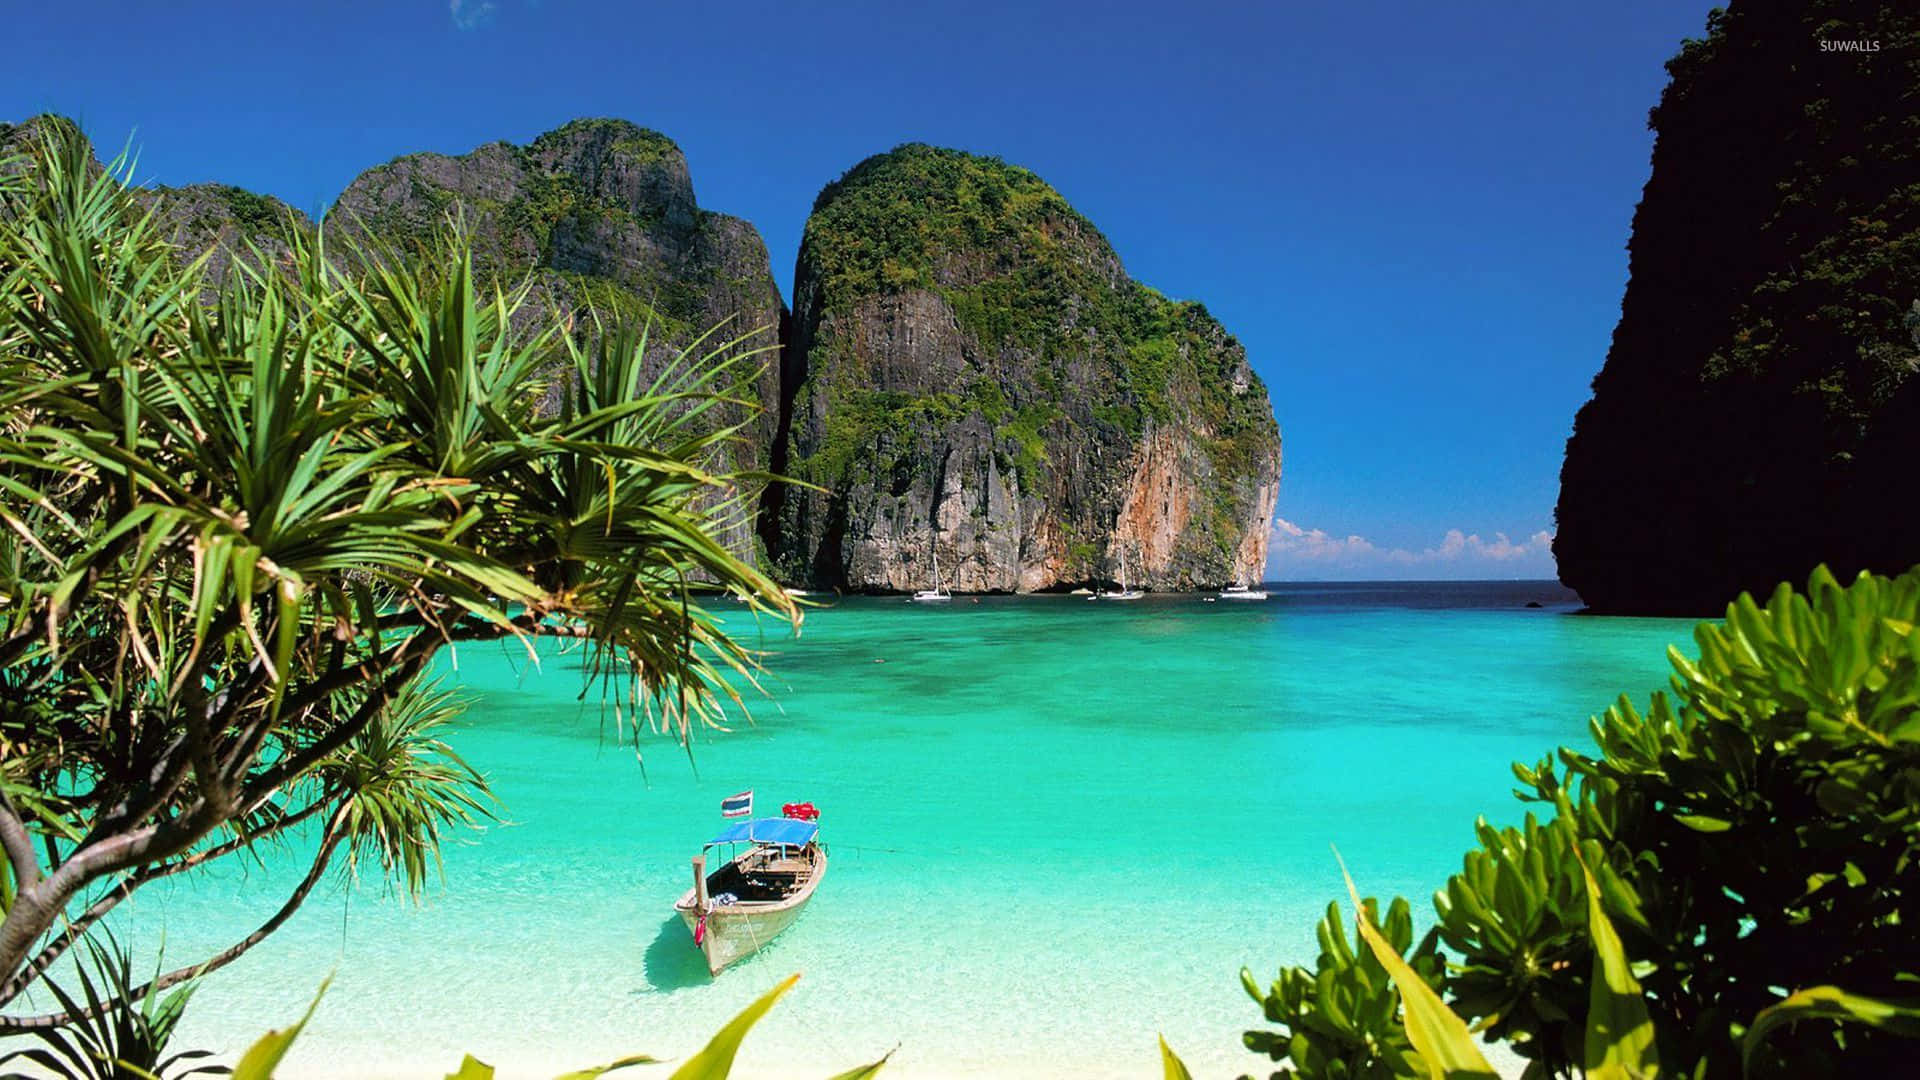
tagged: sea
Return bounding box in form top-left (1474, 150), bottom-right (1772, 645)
top-left (68, 582), bottom-right (1696, 1078)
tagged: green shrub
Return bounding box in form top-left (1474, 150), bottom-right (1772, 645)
top-left (1240, 898), bottom-right (1442, 1078)
top-left (1240, 566), bottom-right (1920, 1078)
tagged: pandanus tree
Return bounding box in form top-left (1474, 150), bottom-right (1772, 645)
top-left (0, 125), bottom-right (795, 1030)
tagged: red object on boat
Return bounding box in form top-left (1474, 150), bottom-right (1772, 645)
top-left (781, 801), bottom-right (820, 821)
top-left (693, 914), bottom-right (707, 946)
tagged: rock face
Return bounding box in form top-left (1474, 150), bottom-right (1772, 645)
top-left (767, 145), bottom-right (1281, 592)
top-left (3, 116), bottom-right (310, 281)
top-left (8, 118), bottom-right (1288, 591)
top-left (1555, 1), bottom-right (1920, 614)
top-left (143, 183), bottom-right (309, 282)
top-left (329, 119), bottom-right (788, 558)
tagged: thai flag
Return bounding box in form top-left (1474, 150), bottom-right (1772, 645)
top-left (720, 789), bottom-right (753, 818)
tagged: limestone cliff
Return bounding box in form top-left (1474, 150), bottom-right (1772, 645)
top-left (7, 119), bottom-right (1285, 590)
top-left (2, 116), bottom-right (310, 282)
top-left (1555, 1), bottom-right (1920, 614)
top-left (144, 183), bottom-right (309, 282)
top-left (767, 145), bottom-right (1281, 592)
top-left (329, 119), bottom-right (787, 558)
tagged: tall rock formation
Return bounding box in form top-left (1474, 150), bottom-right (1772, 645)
top-left (767, 145), bottom-right (1281, 592)
top-left (8, 116), bottom-right (786, 560)
top-left (1556, 1), bottom-right (1920, 614)
top-left (9, 118), bottom-right (1285, 589)
top-left (329, 119), bottom-right (788, 558)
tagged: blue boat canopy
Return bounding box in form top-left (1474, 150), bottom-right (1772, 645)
top-left (706, 817), bottom-right (819, 848)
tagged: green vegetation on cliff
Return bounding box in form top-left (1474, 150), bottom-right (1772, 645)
top-left (1556, 0), bottom-right (1920, 614)
top-left (333, 119), bottom-right (768, 346)
top-left (776, 144), bottom-right (1281, 589)
top-left (327, 119), bottom-right (788, 565)
top-left (800, 144), bottom-right (1271, 456)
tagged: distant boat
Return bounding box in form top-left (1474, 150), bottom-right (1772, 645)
top-left (1097, 543), bottom-right (1144, 601)
top-left (1218, 583), bottom-right (1269, 601)
top-left (910, 529), bottom-right (952, 603)
top-left (675, 813), bottom-right (827, 976)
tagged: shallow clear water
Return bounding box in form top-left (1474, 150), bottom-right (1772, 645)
top-left (84, 584), bottom-right (1693, 1078)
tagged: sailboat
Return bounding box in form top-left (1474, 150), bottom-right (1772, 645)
top-left (1097, 543), bottom-right (1145, 601)
top-left (910, 529), bottom-right (952, 603)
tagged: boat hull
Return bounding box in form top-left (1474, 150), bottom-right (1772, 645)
top-left (673, 844), bottom-right (827, 975)
top-left (675, 897), bottom-right (808, 974)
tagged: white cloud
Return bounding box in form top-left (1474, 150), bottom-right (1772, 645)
top-left (450, 0), bottom-right (497, 29)
top-left (1268, 518), bottom-right (1556, 580)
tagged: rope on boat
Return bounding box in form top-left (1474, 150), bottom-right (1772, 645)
top-left (834, 842), bottom-right (959, 859)
top-left (744, 906), bottom-right (764, 957)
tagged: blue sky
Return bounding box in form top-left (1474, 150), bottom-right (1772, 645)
top-left (4, 0), bottom-right (1714, 580)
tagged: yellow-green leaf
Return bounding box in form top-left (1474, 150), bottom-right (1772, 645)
top-left (1579, 859), bottom-right (1658, 1079)
top-left (553, 1054), bottom-right (660, 1080)
top-left (1157, 1035), bottom-right (1195, 1080)
top-left (1337, 852), bottom-right (1497, 1080)
top-left (446, 1055), bottom-right (494, 1080)
top-left (668, 973), bottom-right (800, 1080)
top-left (821, 1049), bottom-right (893, 1080)
top-left (230, 978), bottom-right (329, 1080)
top-left (1744, 985), bottom-right (1920, 1071)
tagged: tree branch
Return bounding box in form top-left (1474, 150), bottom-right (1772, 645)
top-left (79, 728), bottom-right (194, 856)
top-left (2, 608), bottom-right (444, 998)
top-left (236, 639), bottom-right (440, 805)
top-left (0, 794), bottom-right (42, 891)
top-left (0, 530), bottom-right (139, 671)
top-left (268, 635), bottom-right (417, 727)
top-left (0, 780), bottom-right (234, 997)
top-left (0, 793), bottom-right (335, 1006)
top-left (0, 812), bottom-right (347, 1032)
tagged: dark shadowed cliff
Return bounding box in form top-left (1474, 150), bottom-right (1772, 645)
top-left (767, 145), bottom-right (1282, 592)
top-left (1556, 1), bottom-right (1920, 614)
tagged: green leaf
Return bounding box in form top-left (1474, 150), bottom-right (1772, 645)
top-left (1337, 851), bottom-right (1498, 1080)
top-left (1743, 986), bottom-right (1920, 1071)
top-left (1157, 1035), bottom-right (1194, 1080)
top-left (821, 1050), bottom-right (893, 1080)
top-left (667, 973), bottom-right (800, 1080)
top-left (553, 1054), bottom-right (660, 1080)
top-left (1578, 859), bottom-right (1658, 1080)
top-left (447, 1054), bottom-right (495, 1080)
top-left (1673, 814), bottom-right (1732, 833)
top-left (230, 977), bottom-right (329, 1080)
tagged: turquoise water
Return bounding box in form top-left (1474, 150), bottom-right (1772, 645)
top-left (91, 585), bottom-right (1691, 1078)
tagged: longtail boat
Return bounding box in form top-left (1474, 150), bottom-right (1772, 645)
top-left (674, 812), bottom-right (827, 975)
